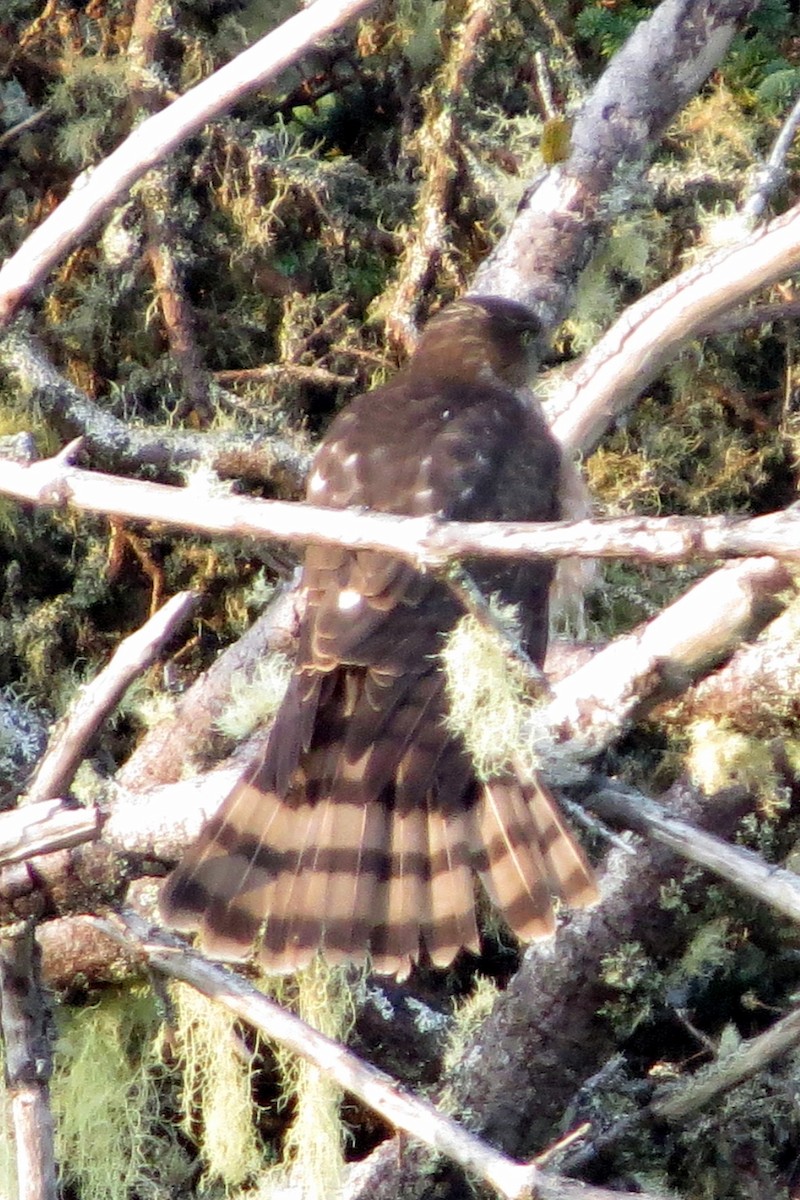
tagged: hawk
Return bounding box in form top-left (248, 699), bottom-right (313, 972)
top-left (160, 296), bottom-right (597, 976)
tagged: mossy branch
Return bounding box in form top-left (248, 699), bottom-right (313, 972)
top-left (561, 1002), bottom-right (800, 1172)
top-left (380, 0), bottom-right (500, 351)
top-left (0, 334), bottom-right (311, 489)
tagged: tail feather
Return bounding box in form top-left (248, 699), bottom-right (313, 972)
top-left (476, 780), bottom-right (555, 940)
top-left (422, 804), bottom-right (480, 968)
top-left (160, 780), bottom-right (285, 959)
top-left (319, 798), bottom-right (387, 965)
top-left (371, 803), bottom-right (429, 977)
top-left (475, 776), bottom-right (597, 944)
top-left (528, 779), bottom-right (599, 909)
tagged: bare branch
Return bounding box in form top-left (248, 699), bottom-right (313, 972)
top-left (0, 0), bottom-right (378, 326)
top-left (25, 591), bottom-right (197, 806)
top-left (583, 779), bottom-right (800, 927)
top-left (539, 558), bottom-right (792, 766)
top-left (3, 445), bottom-right (800, 570)
top-left (549, 200), bottom-right (800, 454)
top-left (0, 922), bottom-right (58, 1200)
top-left (0, 802), bottom-right (100, 867)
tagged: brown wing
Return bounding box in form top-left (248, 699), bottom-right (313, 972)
top-left (160, 365), bottom-right (597, 975)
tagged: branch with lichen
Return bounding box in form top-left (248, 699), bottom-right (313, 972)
top-left (342, 780), bottom-right (753, 1198)
top-left (0, 334), bottom-right (311, 490)
top-left (90, 908), bottom-right (669, 1200)
top-left (559, 1002), bottom-right (800, 1174)
top-left (127, 0), bottom-right (212, 421)
top-left (115, 576), bottom-right (301, 793)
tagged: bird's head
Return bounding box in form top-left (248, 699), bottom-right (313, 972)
top-left (406, 296), bottom-right (543, 389)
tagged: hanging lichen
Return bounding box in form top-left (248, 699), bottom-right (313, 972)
top-left (167, 981), bottom-right (263, 1190)
top-left (51, 986), bottom-right (179, 1200)
top-left (256, 958), bottom-right (358, 1200)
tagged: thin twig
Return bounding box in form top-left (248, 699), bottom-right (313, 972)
top-left (0, 108), bottom-right (50, 152)
top-left (742, 90), bottom-right (800, 224)
top-left (214, 364), bottom-right (356, 387)
top-left (697, 297), bottom-right (800, 338)
top-left (25, 592), bottom-right (198, 806)
top-left (652, 1004), bottom-right (800, 1120)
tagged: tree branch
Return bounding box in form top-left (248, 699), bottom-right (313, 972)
top-left (583, 778), bottom-right (800, 926)
top-left (472, 0), bottom-right (759, 322)
top-left (92, 910), bottom-right (667, 1200)
top-left (25, 591), bottom-right (197, 806)
top-left (548, 199), bottom-right (800, 454)
top-left (538, 557), bottom-right (792, 766)
top-left (0, 335), bottom-right (311, 488)
top-left (0, 0), bottom-right (379, 326)
top-left (0, 922), bottom-right (57, 1200)
top-left (3, 442), bottom-right (800, 569)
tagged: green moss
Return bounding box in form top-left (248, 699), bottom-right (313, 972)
top-left (215, 654), bottom-right (292, 741)
top-left (442, 974), bottom-right (499, 1076)
top-left (49, 54), bottom-right (131, 168)
top-left (599, 942), bottom-right (663, 1036)
top-left (687, 719), bottom-right (782, 800)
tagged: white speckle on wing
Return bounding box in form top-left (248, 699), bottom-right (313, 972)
top-left (337, 588), bottom-right (363, 612)
top-left (308, 469), bottom-right (327, 495)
